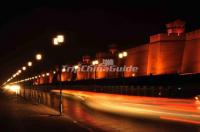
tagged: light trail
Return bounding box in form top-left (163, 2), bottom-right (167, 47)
top-left (52, 89), bottom-right (200, 125)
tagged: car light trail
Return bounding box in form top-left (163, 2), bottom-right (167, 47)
top-left (52, 89), bottom-right (200, 125)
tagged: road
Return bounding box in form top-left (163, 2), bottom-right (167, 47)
top-left (52, 89), bottom-right (200, 132)
top-left (0, 90), bottom-right (102, 132)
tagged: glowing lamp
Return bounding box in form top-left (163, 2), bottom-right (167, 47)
top-left (28, 61), bottom-right (32, 67)
top-left (36, 54), bottom-right (42, 61)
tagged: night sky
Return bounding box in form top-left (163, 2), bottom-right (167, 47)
top-left (0, 1), bottom-right (199, 84)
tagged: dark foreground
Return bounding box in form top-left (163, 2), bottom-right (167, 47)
top-left (1, 89), bottom-right (200, 132)
top-left (0, 90), bottom-right (101, 132)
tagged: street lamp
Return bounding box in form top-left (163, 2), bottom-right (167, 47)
top-left (118, 53), bottom-right (123, 59)
top-left (132, 73), bottom-right (136, 77)
top-left (123, 51), bottom-right (128, 57)
top-left (118, 51), bottom-right (128, 59)
top-left (92, 60), bottom-right (99, 80)
top-left (118, 51), bottom-right (128, 78)
top-left (26, 61), bottom-right (33, 91)
top-left (92, 60), bottom-right (99, 65)
top-left (13, 74), bottom-right (16, 78)
top-left (53, 35), bottom-right (64, 46)
top-left (36, 53), bottom-right (42, 61)
top-left (57, 35), bottom-right (64, 43)
top-left (62, 67), bottom-right (66, 72)
top-left (52, 34), bottom-right (65, 116)
top-left (53, 38), bottom-right (59, 45)
top-left (18, 70), bottom-right (22, 73)
top-left (46, 73), bottom-right (50, 76)
top-left (22, 66), bottom-right (26, 71)
top-left (74, 65), bottom-right (79, 70)
top-left (28, 61), bottom-right (32, 67)
top-left (42, 74), bottom-right (45, 77)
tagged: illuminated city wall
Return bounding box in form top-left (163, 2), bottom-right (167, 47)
top-left (39, 20), bottom-right (200, 83)
top-left (49, 72), bottom-right (53, 83)
top-left (124, 44), bottom-right (149, 77)
top-left (147, 33), bottom-right (185, 75)
top-left (124, 33), bottom-right (186, 77)
top-left (75, 31), bottom-right (199, 79)
top-left (182, 29), bottom-right (200, 73)
top-left (96, 65), bottom-right (108, 79)
top-left (146, 42), bottom-right (160, 75)
top-left (61, 72), bottom-right (72, 81)
top-left (77, 70), bottom-right (89, 80)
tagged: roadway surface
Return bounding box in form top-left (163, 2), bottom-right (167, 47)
top-left (0, 90), bottom-right (102, 132)
top-left (52, 89), bottom-right (200, 132)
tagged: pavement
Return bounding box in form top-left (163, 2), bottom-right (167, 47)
top-left (0, 90), bottom-right (101, 132)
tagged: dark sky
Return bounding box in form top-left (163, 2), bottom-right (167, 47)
top-left (0, 1), bottom-right (199, 84)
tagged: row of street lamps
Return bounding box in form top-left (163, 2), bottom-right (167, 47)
top-left (7, 50), bottom-right (128, 84)
top-left (4, 50), bottom-right (128, 85)
top-left (3, 53), bottom-right (43, 86)
top-left (3, 34), bottom-right (129, 84)
top-left (3, 34), bottom-right (65, 86)
top-left (9, 71), bottom-right (50, 85)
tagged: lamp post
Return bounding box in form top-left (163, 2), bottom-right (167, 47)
top-left (118, 51), bottom-right (128, 78)
top-left (73, 65), bottom-right (79, 80)
top-left (27, 53), bottom-right (42, 101)
top-left (92, 60), bottom-right (99, 80)
top-left (53, 34), bottom-right (64, 116)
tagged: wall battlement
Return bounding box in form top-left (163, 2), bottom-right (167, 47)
top-left (186, 29), bottom-right (200, 40)
top-left (150, 33), bottom-right (185, 43)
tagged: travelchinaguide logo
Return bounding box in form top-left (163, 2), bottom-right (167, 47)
top-left (62, 59), bottom-right (138, 73)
